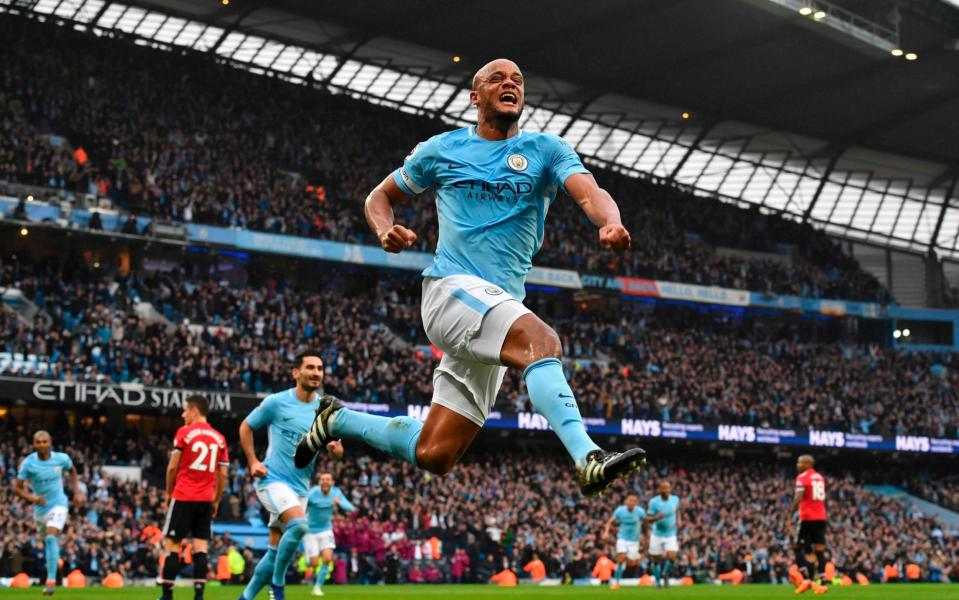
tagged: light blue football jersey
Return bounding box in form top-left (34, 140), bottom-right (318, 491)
top-left (613, 504), bottom-right (644, 542)
top-left (244, 388), bottom-right (321, 497)
top-left (392, 126), bottom-right (590, 300)
top-left (648, 494), bottom-right (681, 537)
top-left (17, 451), bottom-right (73, 516)
top-left (306, 485), bottom-right (356, 533)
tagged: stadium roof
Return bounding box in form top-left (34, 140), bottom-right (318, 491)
top-left (6, 0), bottom-right (959, 259)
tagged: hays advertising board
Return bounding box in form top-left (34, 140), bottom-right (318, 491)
top-left (3, 377), bottom-right (952, 455)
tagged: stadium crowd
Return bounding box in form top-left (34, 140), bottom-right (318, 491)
top-left (0, 419), bottom-right (955, 586)
top-left (0, 13), bottom-right (889, 303)
top-left (1, 250), bottom-right (956, 438)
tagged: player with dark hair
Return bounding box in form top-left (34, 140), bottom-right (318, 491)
top-left (14, 431), bottom-right (84, 596)
top-left (158, 395), bottom-right (228, 600)
top-left (603, 494), bottom-right (645, 589)
top-left (787, 455), bottom-right (829, 595)
top-left (304, 471), bottom-right (355, 596)
top-left (295, 58), bottom-right (644, 496)
top-left (646, 481), bottom-right (681, 588)
top-left (239, 350), bottom-right (342, 600)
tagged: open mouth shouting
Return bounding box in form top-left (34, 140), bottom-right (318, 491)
top-left (499, 91), bottom-right (519, 107)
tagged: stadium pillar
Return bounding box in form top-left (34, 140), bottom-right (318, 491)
top-left (667, 120), bottom-right (719, 183)
top-left (928, 170), bottom-right (959, 255)
top-left (557, 94), bottom-right (603, 139)
top-left (802, 147), bottom-right (847, 223)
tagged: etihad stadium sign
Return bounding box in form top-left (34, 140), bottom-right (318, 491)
top-left (0, 376), bottom-right (259, 414)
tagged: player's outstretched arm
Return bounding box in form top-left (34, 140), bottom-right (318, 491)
top-left (365, 175), bottom-right (417, 253)
top-left (564, 173), bottom-right (631, 251)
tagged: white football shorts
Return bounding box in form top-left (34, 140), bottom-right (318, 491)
top-left (421, 274), bottom-right (531, 426)
top-left (303, 530), bottom-right (336, 559)
top-left (35, 506), bottom-right (68, 531)
top-left (648, 534), bottom-right (679, 556)
top-left (615, 538), bottom-right (640, 561)
top-left (255, 482), bottom-right (307, 530)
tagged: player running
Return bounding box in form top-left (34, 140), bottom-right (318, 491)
top-left (304, 471), bottom-right (355, 596)
top-left (13, 431), bottom-right (84, 596)
top-left (646, 481), bottom-right (681, 588)
top-left (295, 57), bottom-right (644, 496)
top-left (240, 350), bottom-right (340, 600)
top-left (603, 494), bottom-right (645, 589)
top-left (786, 455), bottom-right (829, 595)
top-left (158, 395), bottom-right (228, 600)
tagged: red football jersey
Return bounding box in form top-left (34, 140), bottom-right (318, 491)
top-left (172, 422), bottom-right (229, 502)
top-left (795, 468), bottom-right (827, 521)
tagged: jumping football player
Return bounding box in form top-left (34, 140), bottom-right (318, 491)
top-left (295, 58), bottom-right (644, 496)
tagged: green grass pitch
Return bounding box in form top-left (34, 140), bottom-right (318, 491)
top-left (2, 584), bottom-right (957, 599)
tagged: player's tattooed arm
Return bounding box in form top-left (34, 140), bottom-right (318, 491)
top-left (785, 486), bottom-right (804, 533)
top-left (563, 172), bottom-right (631, 251)
top-left (366, 175), bottom-right (417, 253)
top-left (12, 478), bottom-right (44, 506)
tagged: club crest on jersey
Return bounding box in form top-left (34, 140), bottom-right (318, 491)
top-left (507, 153), bottom-right (528, 172)
top-left (485, 287), bottom-right (503, 295)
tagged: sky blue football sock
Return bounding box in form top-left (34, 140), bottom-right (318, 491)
top-left (331, 409), bottom-right (422, 464)
top-left (273, 518), bottom-right (308, 586)
top-left (613, 562), bottom-right (624, 584)
top-left (653, 561), bottom-right (662, 584)
top-left (44, 534), bottom-right (59, 583)
top-left (524, 358), bottom-right (600, 468)
top-left (242, 546), bottom-right (275, 599)
top-left (663, 559), bottom-right (673, 581)
top-left (315, 561), bottom-right (330, 588)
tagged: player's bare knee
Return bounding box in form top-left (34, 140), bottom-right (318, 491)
top-left (540, 327), bottom-right (563, 360)
top-left (415, 444), bottom-right (455, 475)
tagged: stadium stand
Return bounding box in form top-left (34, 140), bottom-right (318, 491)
top-left (1, 249), bottom-right (956, 436)
top-left (0, 13), bottom-right (889, 303)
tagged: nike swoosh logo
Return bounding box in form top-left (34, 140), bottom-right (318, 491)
top-left (559, 393), bottom-right (574, 398)
top-left (447, 163), bottom-right (463, 170)
top-left (281, 417), bottom-right (295, 422)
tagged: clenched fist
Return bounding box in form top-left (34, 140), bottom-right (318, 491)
top-left (599, 223), bottom-right (631, 251)
top-left (379, 225), bottom-right (417, 253)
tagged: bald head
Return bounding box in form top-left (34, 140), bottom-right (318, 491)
top-left (470, 58), bottom-right (525, 129)
top-left (472, 58), bottom-right (522, 90)
top-left (33, 430), bottom-right (52, 456)
top-left (797, 454), bottom-right (815, 474)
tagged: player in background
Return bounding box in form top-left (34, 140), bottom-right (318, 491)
top-left (602, 494), bottom-right (645, 589)
top-left (239, 350), bottom-right (342, 600)
top-left (304, 471), bottom-right (355, 596)
top-left (646, 481), bottom-right (681, 588)
top-left (786, 455), bottom-right (829, 595)
top-left (158, 395), bottom-right (228, 600)
top-left (13, 431), bottom-right (84, 596)
top-left (295, 57), bottom-right (644, 496)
